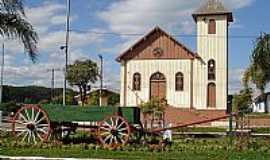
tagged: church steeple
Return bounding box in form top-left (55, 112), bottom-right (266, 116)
top-left (192, 0), bottom-right (233, 110)
top-left (192, 0), bottom-right (233, 22)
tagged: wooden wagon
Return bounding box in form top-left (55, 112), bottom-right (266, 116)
top-left (11, 104), bottom-right (236, 148)
top-left (11, 104), bottom-right (143, 148)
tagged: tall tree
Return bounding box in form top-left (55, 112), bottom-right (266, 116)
top-left (0, 0), bottom-right (38, 61)
top-left (243, 33), bottom-right (270, 95)
top-left (66, 59), bottom-right (99, 106)
top-left (243, 64), bottom-right (267, 95)
top-left (252, 33), bottom-right (270, 74)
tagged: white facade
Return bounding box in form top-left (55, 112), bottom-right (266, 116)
top-left (120, 60), bottom-right (192, 107)
top-left (252, 102), bottom-right (266, 113)
top-left (252, 94), bottom-right (270, 113)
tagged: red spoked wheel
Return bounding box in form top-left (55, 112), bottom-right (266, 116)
top-left (12, 105), bottom-right (51, 144)
top-left (98, 115), bottom-right (130, 148)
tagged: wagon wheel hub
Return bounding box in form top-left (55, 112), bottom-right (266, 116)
top-left (110, 129), bottom-right (118, 136)
top-left (26, 123), bottom-right (36, 131)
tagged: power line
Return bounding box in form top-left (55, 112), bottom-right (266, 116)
top-left (70, 29), bottom-right (258, 39)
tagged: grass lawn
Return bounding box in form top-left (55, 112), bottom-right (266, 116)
top-left (1, 132), bottom-right (270, 160)
top-left (1, 147), bottom-right (270, 160)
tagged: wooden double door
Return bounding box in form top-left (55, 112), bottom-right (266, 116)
top-left (207, 83), bottom-right (216, 108)
top-left (150, 72), bottom-right (166, 100)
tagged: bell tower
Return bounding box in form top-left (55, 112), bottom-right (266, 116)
top-left (192, 0), bottom-right (233, 110)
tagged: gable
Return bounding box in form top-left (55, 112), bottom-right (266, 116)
top-left (116, 27), bottom-right (195, 62)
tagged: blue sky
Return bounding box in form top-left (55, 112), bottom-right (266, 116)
top-left (1, 0), bottom-right (269, 94)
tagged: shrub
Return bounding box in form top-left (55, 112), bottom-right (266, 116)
top-left (0, 101), bottom-right (21, 116)
top-left (39, 99), bottom-right (50, 104)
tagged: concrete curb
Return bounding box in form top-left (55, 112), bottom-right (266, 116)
top-left (0, 155), bottom-right (113, 160)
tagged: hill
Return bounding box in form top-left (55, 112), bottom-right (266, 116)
top-left (2, 85), bottom-right (78, 104)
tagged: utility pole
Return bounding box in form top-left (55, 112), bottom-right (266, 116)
top-left (63, 0), bottom-right (71, 106)
top-left (0, 42), bottom-right (4, 104)
top-left (51, 69), bottom-right (55, 102)
top-left (47, 68), bottom-right (61, 103)
top-left (98, 55), bottom-right (103, 107)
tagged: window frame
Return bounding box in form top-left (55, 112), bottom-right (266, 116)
top-left (208, 59), bottom-right (216, 81)
top-left (175, 72), bottom-right (184, 91)
top-left (133, 73), bottom-right (141, 91)
top-left (208, 19), bottom-right (216, 34)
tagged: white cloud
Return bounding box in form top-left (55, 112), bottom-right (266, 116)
top-left (228, 68), bottom-right (245, 94)
top-left (1, 1), bottom-right (105, 89)
top-left (25, 2), bottom-right (67, 34)
top-left (98, 0), bottom-right (254, 35)
top-left (225, 0), bottom-right (255, 9)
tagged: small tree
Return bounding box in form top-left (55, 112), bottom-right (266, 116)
top-left (66, 60), bottom-right (99, 106)
top-left (108, 93), bottom-right (120, 106)
top-left (140, 98), bottom-right (166, 129)
top-left (232, 88), bottom-right (253, 129)
top-left (87, 91), bottom-right (99, 105)
top-left (244, 33), bottom-right (270, 96)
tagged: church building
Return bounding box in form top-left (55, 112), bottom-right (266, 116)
top-left (116, 0), bottom-right (233, 111)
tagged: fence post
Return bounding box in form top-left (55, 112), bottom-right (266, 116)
top-left (229, 113), bottom-right (233, 145)
top-left (0, 110), bottom-right (2, 127)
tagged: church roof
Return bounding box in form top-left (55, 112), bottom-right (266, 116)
top-left (192, 0), bottom-right (233, 22)
top-left (116, 26), bottom-right (197, 62)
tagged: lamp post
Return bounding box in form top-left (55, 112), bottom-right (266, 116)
top-left (60, 46), bottom-right (67, 106)
top-left (47, 68), bottom-right (61, 103)
top-left (98, 54), bottom-right (103, 107)
top-left (0, 42), bottom-right (4, 104)
top-left (61, 0), bottom-right (71, 106)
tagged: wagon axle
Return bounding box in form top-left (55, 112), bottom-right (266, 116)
top-left (110, 128), bottom-right (118, 136)
top-left (26, 123), bottom-right (36, 131)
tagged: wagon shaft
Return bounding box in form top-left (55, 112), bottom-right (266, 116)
top-left (151, 113), bottom-right (236, 133)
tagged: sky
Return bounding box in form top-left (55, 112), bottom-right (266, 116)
top-left (0, 0), bottom-right (269, 94)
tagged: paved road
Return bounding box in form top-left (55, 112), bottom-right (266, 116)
top-left (0, 156), bottom-right (113, 160)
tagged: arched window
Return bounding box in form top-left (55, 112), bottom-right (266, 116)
top-left (208, 19), bottom-right (216, 34)
top-left (133, 73), bottom-right (141, 91)
top-left (175, 72), bottom-right (184, 91)
top-left (208, 59), bottom-right (216, 80)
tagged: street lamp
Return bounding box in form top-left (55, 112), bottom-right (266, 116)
top-left (0, 42), bottom-right (4, 104)
top-left (60, 0), bottom-right (71, 106)
top-left (47, 68), bottom-right (61, 103)
top-left (60, 45), bottom-right (68, 106)
top-left (98, 54), bottom-right (103, 107)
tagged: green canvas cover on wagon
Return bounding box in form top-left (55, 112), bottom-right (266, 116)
top-left (41, 105), bottom-right (141, 124)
